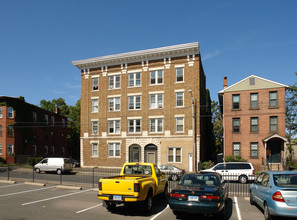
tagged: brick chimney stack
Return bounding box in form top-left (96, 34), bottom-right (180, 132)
top-left (55, 107), bottom-right (60, 114)
top-left (223, 76), bottom-right (228, 88)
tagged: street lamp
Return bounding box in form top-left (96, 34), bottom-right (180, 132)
top-left (188, 90), bottom-right (197, 173)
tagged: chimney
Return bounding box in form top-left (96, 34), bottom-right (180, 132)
top-left (223, 77), bottom-right (228, 88)
top-left (55, 107), bottom-right (60, 114)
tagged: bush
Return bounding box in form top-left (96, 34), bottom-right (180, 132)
top-left (224, 155), bottom-right (247, 162)
top-left (201, 160), bottom-right (214, 169)
top-left (0, 157), bottom-right (7, 164)
top-left (27, 157), bottom-right (43, 166)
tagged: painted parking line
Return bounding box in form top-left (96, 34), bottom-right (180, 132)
top-left (22, 188), bottom-right (93, 206)
top-left (76, 203), bottom-right (102, 214)
top-left (150, 204), bottom-right (169, 220)
top-left (234, 197), bottom-right (242, 220)
top-left (0, 186), bottom-right (56, 198)
top-left (0, 183), bottom-right (25, 189)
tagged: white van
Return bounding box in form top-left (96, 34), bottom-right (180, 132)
top-left (34, 158), bottom-right (73, 174)
top-left (203, 162), bottom-right (255, 183)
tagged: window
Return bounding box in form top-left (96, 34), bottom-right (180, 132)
top-left (92, 98), bottom-right (99, 112)
top-left (0, 125), bottom-right (2, 136)
top-left (45, 115), bottom-right (48, 125)
top-left (8, 107), bottom-right (14, 118)
top-left (108, 143), bottom-right (121, 157)
top-left (128, 72), bottom-right (141, 87)
top-left (51, 146), bottom-right (55, 155)
top-left (33, 145), bottom-right (37, 156)
top-left (62, 147), bottom-right (65, 155)
top-left (51, 116), bottom-right (55, 126)
top-left (232, 118), bottom-right (240, 133)
top-left (128, 119), bottom-right (141, 133)
top-left (0, 143), bottom-right (2, 155)
top-left (176, 92), bottom-right (184, 107)
top-left (250, 93), bottom-right (258, 109)
top-left (128, 95), bottom-right (141, 110)
top-left (7, 125), bottom-right (13, 137)
top-left (92, 77), bottom-right (99, 91)
top-left (176, 68), bottom-right (184, 82)
top-left (232, 94), bottom-right (240, 109)
top-left (168, 147), bottom-right (182, 163)
top-left (108, 97), bottom-right (120, 111)
top-left (233, 143), bottom-right (240, 156)
top-left (150, 93), bottom-right (163, 109)
top-left (92, 121), bottom-right (98, 134)
top-left (269, 91), bottom-right (278, 107)
top-left (249, 77), bottom-right (255, 85)
top-left (62, 119), bottom-right (65, 128)
top-left (150, 70), bottom-right (163, 85)
top-left (45, 146), bottom-right (48, 155)
top-left (176, 117), bottom-right (184, 132)
top-left (109, 75), bottom-right (121, 89)
top-left (250, 117), bottom-right (259, 132)
top-left (0, 107), bottom-right (2, 118)
top-left (92, 143), bottom-right (98, 157)
top-left (250, 143), bottom-right (258, 158)
top-left (108, 120), bottom-right (120, 134)
top-left (270, 116), bottom-right (278, 132)
top-left (149, 118), bottom-right (163, 133)
top-left (7, 144), bottom-right (13, 155)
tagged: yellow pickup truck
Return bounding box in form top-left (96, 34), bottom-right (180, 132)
top-left (98, 162), bottom-right (168, 212)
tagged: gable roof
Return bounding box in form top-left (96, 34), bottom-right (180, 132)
top-left (218, 75), bottom-right (288, 94)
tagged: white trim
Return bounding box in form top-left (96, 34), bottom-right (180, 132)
top-left (148, 115), bottom-right (164, 119)
top-left (175, 114), bottom-right (185, 117)
top-left (91, 96), bottom-right (99, 99)
top-left (175, 89), bottom-right (185, 92)
top-left (91, 119), bottom-right (99, 121)
top-left (149, 67), bottom-right (164, 71)
top-left (107, 117), bottom-right (121, 121)
top-left (107, 94), bottom-right (121, 98)
top-left (174, 64), bottom-right (185, 68)
top-left (91, 75), bottom-right (99, 78)
top-left (127, 92), bottom-right (142, 96)
top-left (108, 72), bottom-right (121, 76)
top-left (149, 91), bottom-right (164, 94)
top-left (127, 116), bottom-right (142, 120)
top-left (107, 140), bottom-right (122, 144)
top-left (127, 69), bottom-right (142, 73)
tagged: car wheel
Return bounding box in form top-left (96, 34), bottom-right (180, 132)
top-left (35, 168), bottom-right (40, 173)
top-left (250, 191), bottom-right (255, 205)
top-left (57, 169), bottom-right (62, 175)
top-left (142, 191), bottom-right (153, 213)
top-left (238, 175), bottom-right (247, 184)
top-left (171, 174), bottom-right (178, 181)
top-left (264, 203), bottom-right (273, 220)
top-left (173, 210), bottom-right (181, 216)
top-left (104, 201), bottom-right (116, 211)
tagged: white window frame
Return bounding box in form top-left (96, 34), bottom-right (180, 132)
top-left (0, 143), bottom-right (2, 155)
top-left (233, 143), bottom-right (240, 156)
top-left (62, 119), bottom-right (65, 128)
top-left (108, 142), bottom-right (121, 157)
top-left (128, 95), bottom-right (141, 110)
top-left (8, 107), bottom-right (14, 118)
top-left (92, 76), bottom-right (99, 91)
top-left (176, 117), bottom-right (184, 132)
top-left (128, 119), bottom-right (141, 133)
top-left (92, 120), bottom-right (99, 135)
top-left (45, 115), bottom-right (48, 125)
top-left (149, 118), bottom-right (163, 133)
top-left (0, 125), bottom-right (2, 137)
top-left (108, 120), bottom-right (121, 134)
top-left (150, 69), bottom-right (163, 85)
top-left (7, 144), bottom-right (13, 155)
top-left (91, 98), bottom-right (99, 113)
top-left (7, 125), bottom-right (13, 137)
top-left (108, 97), bottom-right (121, 111)
top-left (109, 75), bottom-right (121, 89)
top-left (0, 107), bottom-right (3, 118)
top-left (176, 67), bottom-right (184, 82)
top-left (91, 142), bottom-right (99, 158)
top-left (168, 147), bottom-right (182, 163)
top-left (45, 146), bottom-right (48, 155)
top-left (128, 72), bottom-right (141, 87)
top-left (150, 93), bottom-right (163, 109)
top-left (33, 112), bottom-right (37, 122)
top-left (176, 92), bottom-right (184, 107)
top-left (51, 146), bottom-right (55, 155)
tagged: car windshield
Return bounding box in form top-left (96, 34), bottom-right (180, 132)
top-left (273, 174), bottom-right (297, 187)
top-left (123, 165), bottom-right (152, 175)
top-left (178, 174), bottom-right (220, 187)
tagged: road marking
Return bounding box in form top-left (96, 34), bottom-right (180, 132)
top-left (76, 203), bottom-right (102, 213)
top-left (22, 188), bottom-right (93, 206)
top-left (0, 186), bottom-right (56, 198)
top-left (150, 204), bottom-right (169, 220)
top-left (0, 183), bottom-right (25, 189)
top-left (234, 197), bottom-right (242, 220)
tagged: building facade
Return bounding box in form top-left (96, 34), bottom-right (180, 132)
top-left (0, 96), bottom-right (69, 164)
top-left (73, 42), bottom-right (207, 171)
top-left (219, 75), bottom-right (288, 170)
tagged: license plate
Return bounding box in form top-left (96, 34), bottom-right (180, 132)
top-left (188, 196), bottom-right (199, 202)
top-left (113, 195), bottom-right (122, 201)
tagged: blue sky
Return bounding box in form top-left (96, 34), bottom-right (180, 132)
top-left (1, 0), bottom-right (296, 106)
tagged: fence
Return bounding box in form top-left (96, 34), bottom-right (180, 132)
top-left (0, 165), bottom-right (254, 196)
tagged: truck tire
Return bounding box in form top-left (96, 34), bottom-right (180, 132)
top-left (141, 190), bottom-right (153, 213)
top-left (103, 201), bottom-right (116, 211)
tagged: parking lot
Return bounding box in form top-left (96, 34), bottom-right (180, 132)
top-left (0, 180), bottom-right (268, 220)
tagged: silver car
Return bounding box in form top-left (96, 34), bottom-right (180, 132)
top-left (250, 171), bottom-right (297, 220)
top-left (158, 165), bottom-right (185, 181)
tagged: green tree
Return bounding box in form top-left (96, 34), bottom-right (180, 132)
top-left (211, 100), bottom-right (223, 154)
top-left (40, 98), bottom-right (70, 115)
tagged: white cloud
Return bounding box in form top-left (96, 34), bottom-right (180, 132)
top-left (203, 50), bottom-right (220, 61)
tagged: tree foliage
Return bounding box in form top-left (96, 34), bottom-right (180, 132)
top-left (211, 100), bottom-right (223, 154)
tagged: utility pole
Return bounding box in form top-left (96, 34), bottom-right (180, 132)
top-left (189, 90), bottom-right (197, 173)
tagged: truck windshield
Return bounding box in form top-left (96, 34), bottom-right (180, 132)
top-left (124, 165), bottom-right (152, 175)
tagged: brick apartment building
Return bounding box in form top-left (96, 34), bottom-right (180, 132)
top-left (218, 75), bottom-right (288, 170)
top-left (72, 42), bottom-right (208, 171)
top-left (0, 96), bottom-right (69, 164)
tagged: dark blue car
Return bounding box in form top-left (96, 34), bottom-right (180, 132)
top-left (169, 172), bottom-right (228, 217)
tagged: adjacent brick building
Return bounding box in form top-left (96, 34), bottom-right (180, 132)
top-left (72, 42), bottom-right (208, 171)
top-left (0, 96), bottom-right (69, 164)
top-left (219, 75), bottom-right (288, 170)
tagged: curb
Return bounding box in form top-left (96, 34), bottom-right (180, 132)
top-left (24, 182), bottom-right (46, 187)
top-left (93, 188), bottom-right (99, 192)
top-left (0, 180), bottom-right (16, 184)
top-left (56, 185), bottom-right (82, 190)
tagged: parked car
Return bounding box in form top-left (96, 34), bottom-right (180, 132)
top-left (70, 158), bottom-right (80, 168)
top-left (250, 171), bottom-right (297, 220)
top-left (203, 162), bottom-right (255, 183)
top-left (169, 172), bottom-right (228, 217)
top-left (34, 157), bottom-right (73, 174)
top-left (158, 165), bottom-right (185, 181)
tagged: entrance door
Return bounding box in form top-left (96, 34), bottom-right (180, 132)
top-left (267, 140), bottom-right (281, 163)
top-left (188, 153), bottom-right (193, 172)
top-left (147, 152), bottom-right (156, 163)
top-left (129, 145), bottom-right (141, 162)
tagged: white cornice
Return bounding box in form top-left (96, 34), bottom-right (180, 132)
top-left (72, 42), bottom-right (199, 70)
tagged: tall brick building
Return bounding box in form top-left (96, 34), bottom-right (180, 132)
top-left (0, 96), bottom-right (69, 164)
top-left (72, 42), bottom-right (207, 171)
top-left (219, 75), bottom-right (288, 170)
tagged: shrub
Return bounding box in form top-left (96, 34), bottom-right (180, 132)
top-left (201, 160), bottom-right (214, 169)
top-left (27, 157), bottom-right (43, 166)
top-left (0, 157), bottom-right (7, 164)
top-left (224, 155), bottom-right (247, 162)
